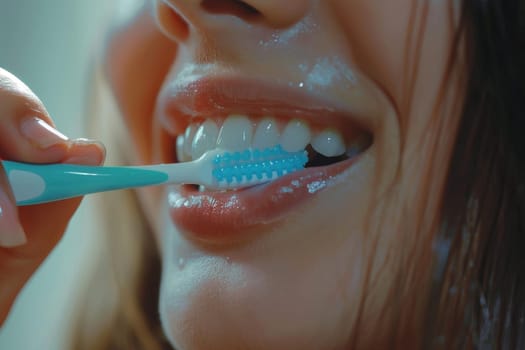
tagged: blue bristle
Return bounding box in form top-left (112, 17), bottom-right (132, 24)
top-left (264, 161), bottom-right (273, 177)
top-left (255, 165), bottom-right (264, 179)
top-left (243, 164), bottom-right (253, 178)
top-left (212, 168), bottom-right (224, 181)
top-left (212, 146), bottom-right (307, 186)
top-left (224, 167), bottom-right (234, 183)
top-left (221, 153), bottom-right (230, 163)
top-left (262, 148), bottom-right (273, 158)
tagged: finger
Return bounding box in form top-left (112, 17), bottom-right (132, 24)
top-left (0, 68), bottom-right (69, 162)
top-left (0, 139), bottom-right (105, 325)
top-left (0, 68), bottom-right (106, 324)
top-left (17, 139), bottom-right (106, 256)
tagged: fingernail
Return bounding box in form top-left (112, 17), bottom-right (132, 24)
top-left (20, 116), bottom-right (69, 149)
top-left (0, 191), bottom-right (27, 248)
top-left (64, 139), bottom-right (106, 165)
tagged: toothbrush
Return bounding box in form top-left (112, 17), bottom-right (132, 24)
top-left (3, 145), bottom-right (308, 206)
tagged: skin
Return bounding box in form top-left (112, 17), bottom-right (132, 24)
top-left (1, 0), bottom-right (463, 349)
top-left (108, 1), bottom-right (462, 349)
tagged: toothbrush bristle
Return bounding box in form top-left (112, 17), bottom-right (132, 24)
top-left (212, 145), bottom-right (308, 188)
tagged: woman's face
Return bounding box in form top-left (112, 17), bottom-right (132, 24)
top-left (115, 0), bottom-right (461, 348)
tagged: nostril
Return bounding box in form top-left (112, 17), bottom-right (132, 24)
top-left (156, 1), bottom-right (190, 41)
top-left (201, 0), bottom-right (261, 21)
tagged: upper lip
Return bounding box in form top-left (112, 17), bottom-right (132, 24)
top-left (156, 68), bottom-right (377, 151)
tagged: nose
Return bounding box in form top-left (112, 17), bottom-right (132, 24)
top-left (154, 0), bottom-right (310, 42)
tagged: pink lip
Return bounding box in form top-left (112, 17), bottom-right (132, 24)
top-left (167, 156), bottom-right (359, 243)
top-left (158, 75), bottom-right (372, 244)
top-left (158, 75), bottom-right (374, 137)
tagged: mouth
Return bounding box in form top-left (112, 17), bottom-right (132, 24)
top-left (176, 115), bottom-right (372, 192)
top-left (158, 76), bottom-right (374, 244)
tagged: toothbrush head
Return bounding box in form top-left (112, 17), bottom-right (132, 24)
top-left (209, 145), bottom-right (308, 190)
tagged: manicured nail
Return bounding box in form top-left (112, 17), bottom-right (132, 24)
top-left (0, 191), bottom-right (27, 248)
top-left (64, 139), bottom-right (106, 165)
top-left (20, 116), bottom-right (69, 149)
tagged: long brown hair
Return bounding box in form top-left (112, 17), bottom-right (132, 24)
top-left (424, 1), bottom-right (525, 348)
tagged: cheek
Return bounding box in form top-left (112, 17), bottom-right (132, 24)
top-left (104, 11), bottom-right (177, 164)
top-left (334, 0), bottom-right (456, 125)
top-left (333, 0), bottom-right (413, 107)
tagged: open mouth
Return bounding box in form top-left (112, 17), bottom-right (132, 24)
top-left (158, 75), bottom-right (378, 240)
top-left (174, 114), bottom-right (373, 191)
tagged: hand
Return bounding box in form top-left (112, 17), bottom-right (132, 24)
top-left (0, 68), bottom-right (105, 325)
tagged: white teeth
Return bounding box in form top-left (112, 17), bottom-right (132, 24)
top-left (280, 119), bottom-right (311, 152)
top-left (175, 115), bottom-right (366, 162)
top-left (184, 124), bottom-right (198, 157)
top-left (311, 129), bottom-right (346, 157)
top-left (191, 120), bottom-right (219, 159)
top-left (252, 117), bottom-right (280, 150)
top-left (216, 115), bottom-right (253, 151)
top-left (176, 135), bottom-right (189, 162)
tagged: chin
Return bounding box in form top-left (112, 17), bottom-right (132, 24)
top-left (158, 261), bottom-right (349, 350)
top-left (154, 203), bottom-right (372, 350)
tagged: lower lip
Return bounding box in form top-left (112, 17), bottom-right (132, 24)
top-left (167, 157), bottom-right (359, 244)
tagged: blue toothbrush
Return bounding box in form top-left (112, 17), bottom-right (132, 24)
top-left (3, 145), bottom-right (308, 206)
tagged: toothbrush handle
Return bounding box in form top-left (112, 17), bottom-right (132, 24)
top-left (2, 161), bottom-right (169, 206)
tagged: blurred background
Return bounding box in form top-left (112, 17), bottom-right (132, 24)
top-left (0, 1), bottom-right (139, 348)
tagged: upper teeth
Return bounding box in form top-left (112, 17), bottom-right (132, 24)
top-left (281, 119), bottom-right (312, 152)
top-left (216, 115), bottom-right (253, 151)
top-left (176, 115), bottom-right (348, 162)
top-left (192, 120), bottom-right (219, 159)
top-left (252, 117), bottom-right (280, 150)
